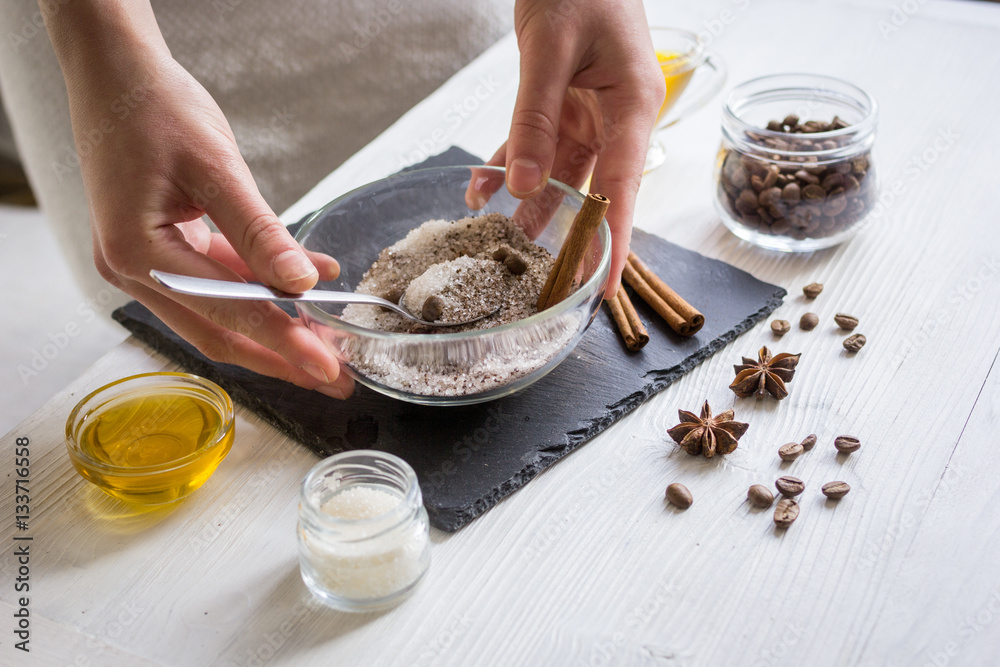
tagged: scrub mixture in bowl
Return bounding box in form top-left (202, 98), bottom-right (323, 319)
top-left (342, 213), bottom-right (554, 332)
top-left (339, 212), bottom-right (580, 397)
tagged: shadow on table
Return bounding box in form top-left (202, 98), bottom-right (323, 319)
top-left (216, 565), bottom-right (388, 664)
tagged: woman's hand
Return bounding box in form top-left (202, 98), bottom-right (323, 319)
top-left (44, 1), bottom-right (353, 398)
top-left (468, 0), bottom-right (664, 298)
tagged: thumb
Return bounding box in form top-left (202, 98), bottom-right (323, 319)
top-left (506, 30), bottom-right (575, 198)
top-left (202, 167), bottom-right (319, 294)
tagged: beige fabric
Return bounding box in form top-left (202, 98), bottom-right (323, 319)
top-left (0, 0), bottom-right (513, 304)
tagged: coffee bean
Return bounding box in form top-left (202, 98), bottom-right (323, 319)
top-left (822, 194), bottom-right (848, 216)
top-left (775, 476), bottom-right (804, 497)
top-left (421, 296), bottom-right (444, 322)
top-left (748, 484), bottom-right (774, 509)
top-left (822, 481), bottom-right (851, 499)
top-left (822, 173), bottom-right (844, 191)
top-left (802, 283), bottom-right (824, 298)
top-left (771, 319), bottom-right (790, 335)
top-left (801, 433), bottom-right (817, 450)
top-left (774, 498), bottom-right (800, 528)
top-left (771, 218), bottom-right (792, 235)
top-left (731, 167), bottom-right (748, 189)
top-left (504, 252), bottom-right (528, 276)
top-left (794, 170), bottom-right (820, 185)
top-left (782, 182), bottom-right (801, 202)
top-left (492, 245), bottom-right (511, 261)
top-left (382, 287), bottom-right (404, 305)
top-left (665, 483), bottom-right (693, 509)
top-left (831, 116), bottom-right (849, 130)
top-left (800, 312), bottom-right (819, 330)
top-left (844, 175), bottom-right (861, 193)
top-left (802, 184), bottom-right (826, 201)
top-left (834, 435), bottom-right (861, 453)
top-left (759, 187), bottom-right (783, 208)
top-left (779, 442), bottom-right (804, 462)
top-left (736, 189), bottom-right (759, 214)
top-left (751, 175), bottom-right (766, 192)
top-left (821, 140), bottom-right (839, 151)
top-left (782, 114), bottom-right (800, 127)
top-left (834, 313), bottom-right (859, 330)
top-left (843, 333), bottom-right (866, 352)
top-left (767, 120), bottom-right (784, 131)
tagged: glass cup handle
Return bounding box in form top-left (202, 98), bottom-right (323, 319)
top-left (657, 52), bottom-right (728, 130)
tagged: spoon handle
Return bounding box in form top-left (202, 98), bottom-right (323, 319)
top-left (149, 270), bottom-right (390, 307)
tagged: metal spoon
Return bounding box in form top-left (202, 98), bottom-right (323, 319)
top-left (149, 270), bottom-right (496, 327)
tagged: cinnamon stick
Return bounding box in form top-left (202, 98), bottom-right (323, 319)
top-left (607, 286), bottom-right (648, 352)
top-left (537, 193), bottom-right (610, 311)
top-left (621, 260), bottom-right (690, 335)
top-left (627, 251), bottom-right (704, 335)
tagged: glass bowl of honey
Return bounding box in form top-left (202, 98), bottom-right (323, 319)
top-left (65, 372), bottom-right (235, 505)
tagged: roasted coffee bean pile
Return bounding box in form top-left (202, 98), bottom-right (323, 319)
top-left (718, 115), bottom-right (875, 241)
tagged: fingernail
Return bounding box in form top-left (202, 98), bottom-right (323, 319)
top-left (273, 250), bottom-right (317, 282)
top-left (300, 363), bottom-right (329, 384)
top-left (316, 385), bottom-right (346, 400)
top-left (508, 158), bottom-right (543, 196)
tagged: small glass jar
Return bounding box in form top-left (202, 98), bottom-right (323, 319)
top-left (715, 74), bottom-right (878, 251)
top-left (297, 450), bottom-right (430, 612)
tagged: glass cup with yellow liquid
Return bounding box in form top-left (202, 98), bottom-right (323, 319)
top-left (645, 28), bottom-right (727, 172)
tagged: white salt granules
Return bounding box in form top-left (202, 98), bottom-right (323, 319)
top-left (401, 256), bottom-right (505, 324)
top-left (320, 485), bottom-right (400, 521)
top-left (303, 484), bottom-right (429, 602)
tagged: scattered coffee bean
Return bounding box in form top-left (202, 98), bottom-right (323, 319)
top-left (774, 498), bottom-right (800, 528)
top-left (800, 433), bottom-right (817, 450)
top-left (775, 476), bottom-right (805, 497)
top-left (771, 319), bottom-right (791, 335)
top-left (834, 313), bottom-right (859, 330)
top-left (800, 312), bottom-right (819, 330)
top-left (665, 483), bottom-right (693, 509)
top-left (834, 435), bottom-right (861, 453)
top-left (822, 481), bottom-right (851, 499)
top-left (748, 484), bottom-right (774, 509)
top-left (843, 333), bottom-right (867, 352)
top-left (802, 283), bottom-right (824, 298)
top-left (779, 442), bottom-right (804, 462)
top-left (421, 295), bottom-right (444, 322)
top-left (491, 245), bottom-right (511, 261)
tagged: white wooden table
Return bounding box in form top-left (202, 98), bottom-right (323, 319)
top-left (5, 1), bottom-right (1000, 664)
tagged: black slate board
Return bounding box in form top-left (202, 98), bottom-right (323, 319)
top-left (112, 148), bottom-right (785, 531)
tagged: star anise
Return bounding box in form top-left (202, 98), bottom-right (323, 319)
top-left (730, 346), bottom-right (801, 400)
top-left (667, 401), bottom-right (749, 458)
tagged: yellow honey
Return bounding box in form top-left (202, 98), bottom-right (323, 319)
top-left (655, 50), bottom-right (696, 124)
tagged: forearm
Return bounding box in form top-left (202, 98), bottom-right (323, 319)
top-left (39, 0), bottom-right (170, 94)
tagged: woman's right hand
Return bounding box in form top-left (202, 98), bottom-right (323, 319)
top-left (46, 1), bottom-right (353, 398)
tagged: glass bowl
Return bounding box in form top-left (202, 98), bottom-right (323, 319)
top-left (293, 165), bottom-right (611, 406)
top-left (715, 73), bottom-right (878, 251)
top-left (65, 372), bottom-right (235, 505)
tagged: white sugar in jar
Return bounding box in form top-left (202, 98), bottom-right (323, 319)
top-left (297, 450), bottom-right (430, 611)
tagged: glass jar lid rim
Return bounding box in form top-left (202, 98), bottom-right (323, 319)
top-left (300, 450), bottom-right (422, 528)
top-left (723, 73), bottom-right (878, 138)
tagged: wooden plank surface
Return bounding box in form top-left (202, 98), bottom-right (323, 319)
top-left (3, 1), bottom-right (1000, 665)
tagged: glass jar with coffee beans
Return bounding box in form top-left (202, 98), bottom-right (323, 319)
top-left (715, 74), bottom-right (878, 251)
